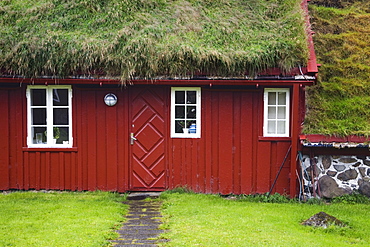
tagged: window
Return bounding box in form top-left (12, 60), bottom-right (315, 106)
top-left (27, 86), bottom-right (72, 147)
top-left (264, 88), bottom-right (290, 137)
top-left (171, 87), bottom-right (201, 138)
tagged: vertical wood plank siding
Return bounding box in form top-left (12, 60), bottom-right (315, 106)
top-left (168, 89), bottom-right (292, 195)
top-left (0, 89), bottom-right (10, 190)
top-left (0, 85), bottom-right (296, 195)
top-left (75, 88), bottom-right (129, 191)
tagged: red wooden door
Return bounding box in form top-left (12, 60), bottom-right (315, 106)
top-left (129, 87), bottom-right (167, 191)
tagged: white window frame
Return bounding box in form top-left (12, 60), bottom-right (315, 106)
top-left (263, 88), bottom-right (290, 137)
top-left (171, 87), bottom-right (201, 138)
top-left (27, 85), bottom-right (73, 148)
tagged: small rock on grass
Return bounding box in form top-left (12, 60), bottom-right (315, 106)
top-left (301, 212), bottom-right (346, 228)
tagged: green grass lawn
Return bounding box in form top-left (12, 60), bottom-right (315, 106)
top-left (2, 191), bottom-right (369, 246)
top-left (0, 191), bottom-right (127, 247)
top-left (159, 192), bottom-right (370, 246)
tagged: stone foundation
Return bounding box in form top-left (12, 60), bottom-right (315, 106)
top-left (301, 155), bottom-right (370, 198)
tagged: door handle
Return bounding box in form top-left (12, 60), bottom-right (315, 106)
top-left (130, 133), bottom-right (137, 145)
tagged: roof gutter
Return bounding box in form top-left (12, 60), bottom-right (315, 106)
top-left (0, 77), bottom-right (315, 86)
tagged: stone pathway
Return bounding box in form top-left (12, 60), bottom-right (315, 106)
top-left (111, 193), bottom-right (169, 246)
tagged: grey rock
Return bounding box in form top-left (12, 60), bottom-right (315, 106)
top-left (334, 165), bottom-right (346, 172)
top-left (318, 175), bottom-right (349, 198)
top-left (337, 169), bottom-right (358, 181)
top-left (327, 170), bottom-right (337, 177)
top-left (353, 162), bottom-right (361, 167)
top-left (322, 156), bottom-right (332, 169)
top-left (364, 160), bottom-right (370, 167)
top-left (358, 179), bottom-right (370, 197)
top-left (359, 167), bottom-right (367, 177)
top-left (339, 157), bottom-right (358, 164)
top-left (302, 212), bottom-right (345, 228)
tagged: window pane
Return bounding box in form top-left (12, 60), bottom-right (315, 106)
top-left (278, 92), bottom-right (286, 105)
top-left (277, 106), bottom-right (286, 119)
top-left (53, 89), bottom-right (69, 106)
top-left (175, 120), bottom-right (186, 133)
top-left (268, 92), bottom-right (276, 105)
top-left (32, 127), bottom-right (46, 144)
top-left (186, 91), bottom-right (196, 104)
top-left (187, 121), bottom-right (197, 133)
top-left (186, 106), bottom-right (196, 119)
top-left (55, 127), bottom-right (69, 144)
top-left (268, 106), bottom-right (276, 119)
top-left (175, 91), bottom-right (185, 104)
top-left (267, 120), bottom-right (276, 134)
top-left (53, 108), bottom-right (69, 125)
top-left (186, 120), bottom-right (196, 128)
top-left (175, 106), bottom-right (185, 118)
top-left (277, 121), bottom-right (286, 134)
top-left (31, 89), bottom-right (46, 106)
top-left (32, 108), bottom-right (46, 125)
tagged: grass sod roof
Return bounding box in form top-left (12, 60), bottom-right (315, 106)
top-left (0, 0), bottom-right (309, 80)
top-left (304, 0), bottom-right (370, 136)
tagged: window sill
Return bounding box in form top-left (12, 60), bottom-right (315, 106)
top-left (22, 147), bottom-right (78, 152)
top-left (171, 132), bottom-right (201, 138)
top-left (171, 134), bottom-right (201, 138)
top-left (258, 136), bottom-right (291, 142)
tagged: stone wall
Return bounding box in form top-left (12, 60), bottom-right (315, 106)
top-left (301, 155), bottom-right (370, 198)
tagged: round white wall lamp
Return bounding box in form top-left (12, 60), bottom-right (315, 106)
top-left (104, 93), bottom-right (118, 106)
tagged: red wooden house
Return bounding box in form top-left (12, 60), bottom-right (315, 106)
top-left (0, 0), bottom-right (318, 196)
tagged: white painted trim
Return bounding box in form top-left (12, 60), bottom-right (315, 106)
top-left (263, 88), bottom-right (290, 137)
top-left (27, 85), bottom-right (73, 148)
top-left (171, 87), bottom-right (201, 138)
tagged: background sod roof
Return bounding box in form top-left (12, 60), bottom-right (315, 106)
top-left (304, 0), bottom-right (370, 136)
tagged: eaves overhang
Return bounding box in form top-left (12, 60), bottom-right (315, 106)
top-left (0, 76), bottom-right (315, 87)
top-left (300, 134), bottom-right (370, 149)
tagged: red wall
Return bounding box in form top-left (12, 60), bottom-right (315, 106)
top-left (169, 89), bottom-right (291, 195)
top-left (0, 84), bottom-right (294, 195)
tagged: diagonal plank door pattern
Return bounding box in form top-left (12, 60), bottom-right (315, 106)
top-left (130, 88), bottom-right (166, 190)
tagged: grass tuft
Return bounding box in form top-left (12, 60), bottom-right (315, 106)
top-left (238, 192), bottom-right (292, 203)
top-left (331, 192), bottom-right (370, 204)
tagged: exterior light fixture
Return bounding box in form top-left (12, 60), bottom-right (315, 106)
top-left (104, 93), bottom-right (118, 106)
